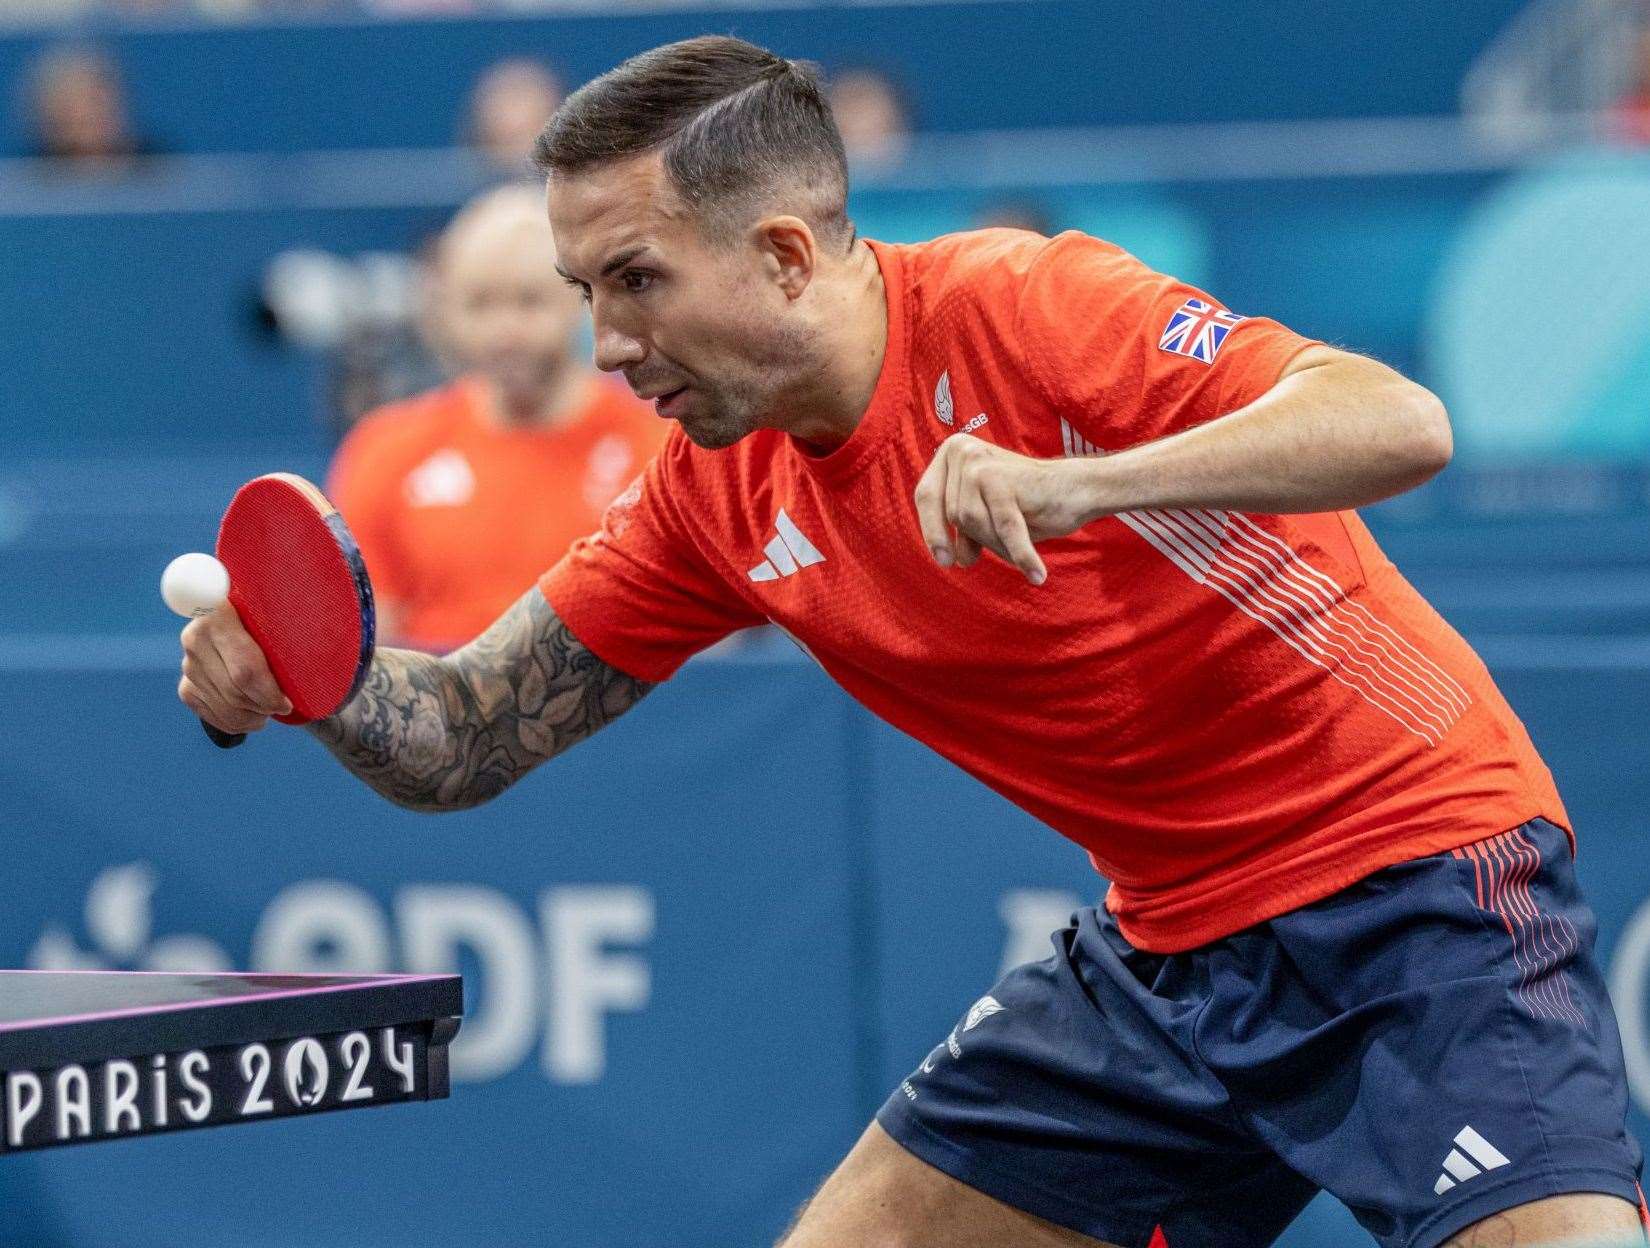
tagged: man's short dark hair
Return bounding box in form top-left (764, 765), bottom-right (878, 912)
top-left (534, 35), bottom-right (852, 248)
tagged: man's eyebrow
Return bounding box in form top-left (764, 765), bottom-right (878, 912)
top-left (555, 246), bottom-right (651, 285)
top-left (599, 246), bottom-right (650, 277)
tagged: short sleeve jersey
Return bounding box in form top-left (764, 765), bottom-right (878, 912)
top-left (539, 229), bottom-right (1568, 953)
top-left (328, 374), bottom-right (666, 651)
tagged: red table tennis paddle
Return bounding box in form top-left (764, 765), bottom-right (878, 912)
top-left (202, 473), bottom-right (376, 749)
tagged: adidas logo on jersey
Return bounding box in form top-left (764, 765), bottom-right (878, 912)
top-left (747, 509), bottom-right (826, 582)
top-left (1433, 1125), bottom-right (1510, 1195)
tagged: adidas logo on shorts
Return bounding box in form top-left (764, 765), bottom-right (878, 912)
top-left (1433, 1125), bottom-right (1510, 1195)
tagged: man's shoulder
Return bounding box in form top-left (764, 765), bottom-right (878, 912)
top-left (885, 228), bottom-right (1140, 357)
top-left (890, 228), bottom-right (1129, 299)
top-left (891, 227), bottom-right (1047, 300)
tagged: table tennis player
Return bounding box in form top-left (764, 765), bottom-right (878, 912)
top-left (327, 183), bottom-right (665, 651)
top-left (178, 36), bottom-right (1646, 1248)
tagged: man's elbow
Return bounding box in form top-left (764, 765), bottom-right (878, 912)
top-left (1402, 384), bottom-right (1453, 481)
top-left (381, 775), bottom-right (512, 815)
top-left (389, 795), bottom-right (482, 815)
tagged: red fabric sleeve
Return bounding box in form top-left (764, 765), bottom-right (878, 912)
top-left (537, 435), bottom-right (766, 683)
top-left (1015, 231), bottom-right (1320, 452)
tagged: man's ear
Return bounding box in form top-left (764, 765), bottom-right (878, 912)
top-left (753, 215), bottom-right (817, 301)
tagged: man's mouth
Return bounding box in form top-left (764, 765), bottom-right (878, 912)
top-left (654, 387), bottom-right (689, 419)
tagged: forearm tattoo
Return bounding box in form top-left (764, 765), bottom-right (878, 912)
top-left (308, 590), bottom-right (654, 811)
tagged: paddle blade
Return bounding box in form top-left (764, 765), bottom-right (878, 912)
top-left (215, 473), bottom-right (375, 726)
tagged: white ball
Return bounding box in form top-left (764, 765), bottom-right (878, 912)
top-left (161, 552), bottom-right (231, 619)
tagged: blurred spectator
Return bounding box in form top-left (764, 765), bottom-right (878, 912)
top-left (326, 184), bottom-right (666, 652)
top-left (828, 67), bottom-right (912, 167)
top-left (328, 240), bottom-right (452, 435)
top-left (1606, 26), bottom-right (1650, 145)
top-left (261, 54), bottom-right (563, 430)
top-left (466, 58), bottom-right (563, 179)
top-left (259, 240), bottom-right (448, 434)
top-left (26, 47), bottom-right (154, 174)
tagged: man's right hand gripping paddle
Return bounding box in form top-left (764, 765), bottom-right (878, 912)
top-left (168, 473), bottom-right (376, 749)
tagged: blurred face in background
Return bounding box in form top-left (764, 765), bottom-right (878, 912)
top-left (468, 60), bottom-right (563, 175)
top-left (548, 153), bottom-right (828, 451)
top-left (31, 50), bottom-right (134, 164)
top-left (827, 68), bottom-right (910, 166)
top-left (434, 187), bottom-right (585, 419)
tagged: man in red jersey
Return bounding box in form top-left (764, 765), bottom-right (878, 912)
top-left (179, 36), bottom-right (1645, 1248)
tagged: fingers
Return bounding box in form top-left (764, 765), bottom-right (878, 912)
top-left (914, 435), bottom-right (1047, 586)
top-left (944, 449), bottom-right (983, 568)
top-left (982, 482), bottom-right (1048, 586)
top-left (912, 450), bottom-right (954, 566)
top-left (177, 673), bottom-right (268, 737)
top-left (177, 601), bottom-right (291, 735)
top-left (203, 611), bottom-right (290, 715)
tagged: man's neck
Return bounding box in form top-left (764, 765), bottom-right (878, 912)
top-left (779, 240), bottom-right (889, 451)
top-left (476, 366), bottom-right (589, 431)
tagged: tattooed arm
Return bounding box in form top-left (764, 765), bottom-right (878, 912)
top-left (179, 587), bottom-right (652, 812)
top-left (306, 589), bottom-right (654, 811)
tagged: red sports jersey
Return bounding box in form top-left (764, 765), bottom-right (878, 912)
top-left (538, 229), bottom-right (1568, 953)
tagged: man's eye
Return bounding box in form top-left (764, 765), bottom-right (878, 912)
top-left (621, 271), bottom-right (654, 294)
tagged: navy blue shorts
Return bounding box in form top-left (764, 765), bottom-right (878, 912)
top-left (878, 818), bottom-right (1644, 1248)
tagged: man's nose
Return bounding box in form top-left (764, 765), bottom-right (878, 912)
top-left (591, 313), bottom-right (645, 373)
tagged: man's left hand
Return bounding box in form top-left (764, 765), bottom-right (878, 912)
top-left (913, 435), bottom-right (1097, 586)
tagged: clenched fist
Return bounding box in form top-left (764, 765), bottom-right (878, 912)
top-left (177, 601), bottom-right (291, 736)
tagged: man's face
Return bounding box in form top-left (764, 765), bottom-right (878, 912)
top-left (548, 153), bottom-right (809, 450)
top-left (438, 217), bottom-right (583, 407)
top-left (470, 61), bottom-right (561, 171)
top-left (40, 62), bottom-right (128, 158)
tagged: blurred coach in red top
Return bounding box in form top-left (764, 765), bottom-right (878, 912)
top-left (328, 184), bottom-right (665, 651)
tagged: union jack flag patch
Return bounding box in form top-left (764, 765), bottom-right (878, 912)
top-left (1158, 298), bottom-right (1246, 364)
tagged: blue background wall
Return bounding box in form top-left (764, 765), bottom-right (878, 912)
top-left (0, 2), bottom-right (1531, 157)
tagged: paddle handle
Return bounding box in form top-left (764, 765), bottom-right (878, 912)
top-left (202, 720), bottom-right (247, 749)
